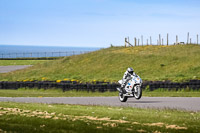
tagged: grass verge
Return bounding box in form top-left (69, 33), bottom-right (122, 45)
top-left (0, 102), bottom-right (199, 133)
top-left (0, 60), bottom-right (51, 66)
top-left (0, 88), bottom-right (200, 97)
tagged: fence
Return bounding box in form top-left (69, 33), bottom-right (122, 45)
top-left (0, 80), bottom-right (199, 92)
top-left (0, 51), bottom-right (92, 59)
top-left (125, 32), bottom-right (199, 47)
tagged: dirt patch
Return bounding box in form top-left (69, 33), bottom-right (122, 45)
top-left (144, 122), bottom-right (165, 127)
top-left (0, 106), bottom-right (188, 130)
top-left (126, 128), bottom-right (132, 131)
top-left (131, 121), bottom-right (187, 130)
top-left (76, 116), bottom-right (128, 123)
top-left (137, 129), bottom-right (146, 133)
top-left (166, 125), bottom-right (187, 130)
top-left (132, 122), bottom-right (140, 125)
top-left (103, 123), bottom-right (117, 127)
top-left (143, 122), bottom-right (187, 130)
top-left (0, 106), bottom-right (128, 125)
top-left (153, 131), bottom-right (161, 133)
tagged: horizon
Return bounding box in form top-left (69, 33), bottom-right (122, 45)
top-left (0, 0), bottom-right (199, 47)
top-left (0, 44), bottom-right (103, 48)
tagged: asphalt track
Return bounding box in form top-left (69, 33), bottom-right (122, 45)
top-left (0, 66), bottom-right (199, 112)
top-left (0, 97), bottom-right (200, 112)
top-left (0, 65), bottom-right (32, 73)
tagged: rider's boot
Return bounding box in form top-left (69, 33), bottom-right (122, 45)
top-left (121, 83), bottom-right (127, 94)
top-left (121, 87), bottom-right (127, 94)
top-left (120, 84), bottom-right (127, 95)
top-left (119, 87), bottom-right (124, 97)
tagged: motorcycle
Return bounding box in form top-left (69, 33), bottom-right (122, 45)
top-left (117, 74), bottom-right (143, 102)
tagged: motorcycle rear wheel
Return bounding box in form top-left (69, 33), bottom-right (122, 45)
top-left (119, 92), bottom-right (128, 102)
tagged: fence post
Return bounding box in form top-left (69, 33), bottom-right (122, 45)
top-left (190, 38), bottom-right (192, 44)
top-left (167, 33), bottom-right (169, 46)
top-left (162, 38), bottom-right (164, 45)
top-left (159, 34), bottom-right (161, 45)
top-left (197, 34), bottom-right (199, 45)
top-left (138, 39), bottom-right (140, 46)
top-left (150, 36), bottom-right (152, 45)
top-left (135, 38), bottom-right (137, 46)
top-left (141, 35), bottom-right (143, 46)
top-left (176, 35), bottom-right (178, 45)
top-left (147, 39), bottom-right (149, 46)
top-left (125, 38), bottom-right (127, 47)
top-left (187, 32), bottom-right (189, 44)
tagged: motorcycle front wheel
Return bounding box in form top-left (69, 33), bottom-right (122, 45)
top-left (119, 92), bottom-right (128, 102)
top-left (134, 85), bottom-right (142, 100)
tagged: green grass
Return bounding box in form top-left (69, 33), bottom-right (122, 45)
top-left (0, 60), bottom-right (50, 66)
top-left (0, 88), bottom-right (117, 97)
top-left (0, 88), bottom-right (200, 97)
top-left (0, 45), bottom-right (200, 82)
top-left (0, 102), bottom-right (199, 133)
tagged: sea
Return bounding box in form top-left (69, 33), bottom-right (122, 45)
top-left (0, 45), bottom-right (101, 58)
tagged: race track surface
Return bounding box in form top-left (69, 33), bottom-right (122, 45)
top-left (0, 65), bottom-right (32, 73)
top-left (0, 97), bottom-right (200, 112)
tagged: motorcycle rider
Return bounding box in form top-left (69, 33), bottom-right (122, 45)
top-left (120, 67), bottom-right (135, 93)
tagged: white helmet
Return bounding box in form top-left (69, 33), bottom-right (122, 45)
top-left (127, 67), bottom-right (134, 75)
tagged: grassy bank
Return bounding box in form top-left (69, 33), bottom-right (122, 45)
top-left (0, 60), bottom-right (51, 66)
top-left (0, 88), bottom-right (200, 97)
top-left (0, 102), bottom-right (199, 133)
top-left (0, 45), bottom-right (200, 82)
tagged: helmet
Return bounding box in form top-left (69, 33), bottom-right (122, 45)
top-left (127, 67), bottom-right (134, 75)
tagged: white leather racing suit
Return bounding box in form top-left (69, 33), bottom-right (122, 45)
top-left (121, 71), bottom-right (132, 88)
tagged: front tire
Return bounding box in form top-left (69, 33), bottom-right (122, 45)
top-left (134, 85), bottom-right (142, 100)
top-left (119, 92), bottom-right (128, 102)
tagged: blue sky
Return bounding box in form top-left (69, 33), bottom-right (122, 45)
top-left (0, 0), bottom-right (200, 47)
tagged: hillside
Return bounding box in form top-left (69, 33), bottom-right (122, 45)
top-left (0, 45), bottom-right (200, 82)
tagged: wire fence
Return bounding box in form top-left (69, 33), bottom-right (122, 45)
top-left (125, 32), bottom-right (199, 47)
top-left (0, 51), bottom-right (92, 59)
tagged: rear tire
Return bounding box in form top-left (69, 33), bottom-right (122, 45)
top-left (119, 92), bottom-right (128, 102)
